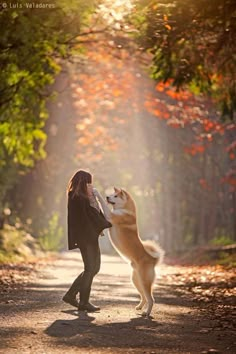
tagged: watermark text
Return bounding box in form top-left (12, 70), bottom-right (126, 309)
top-left (0, 2), bottom-right (56, 9)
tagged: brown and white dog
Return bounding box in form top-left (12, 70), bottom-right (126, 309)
top-left (95, 187), bottom-right (164, 317)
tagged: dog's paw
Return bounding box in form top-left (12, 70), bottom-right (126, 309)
top-left (141, 311), bottom-right (153, 319)
top-left (136, 300), bottom-right (146, 311)
top-left (135, 305), bottom-right (143, 311)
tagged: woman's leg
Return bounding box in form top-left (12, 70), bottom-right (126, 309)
top-left (68, 244), bottom-right (100, 295)
top-left (79, 241), bottom-right (100, 307)
top-left (62, 255), bottom-right (85, 307)
top-left (64, 271), bottom-right (83, 297)
top-left (63, 240), bottom-right (100, 310)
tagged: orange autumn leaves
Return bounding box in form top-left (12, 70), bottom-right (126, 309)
top-left (71, 34), bottom-right (235, 189)
top-left (71, 38), bottom-right (146, 163)
top-left (144, 81), bottom-right (236, 190)
top-left (146, 81), bottom-right (234, 157)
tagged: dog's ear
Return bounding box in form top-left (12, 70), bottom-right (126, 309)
top-left (114, 187), bottom-right (121, 193)
top-left (120, 189), bottom-right (127, 197)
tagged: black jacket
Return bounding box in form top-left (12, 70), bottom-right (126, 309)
top-left (67, 192), bottom-right (112, 250)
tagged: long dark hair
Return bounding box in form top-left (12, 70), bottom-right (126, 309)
top-left (67, 170), bottom-right (92, 199)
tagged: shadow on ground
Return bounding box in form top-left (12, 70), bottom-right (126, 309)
top-left (0, 254), bottom-right (235, 353)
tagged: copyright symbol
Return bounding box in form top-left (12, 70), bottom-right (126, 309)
top-left (2, 3), bottom-right (7, 8)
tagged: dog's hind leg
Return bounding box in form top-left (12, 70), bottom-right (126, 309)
top-left (131, 269), bottom-right (146, 311)
top-left (138, 265), bottom-right (156, 317)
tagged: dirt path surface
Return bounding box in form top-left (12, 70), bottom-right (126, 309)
top-left (0, 252), bottom-right (235, 354)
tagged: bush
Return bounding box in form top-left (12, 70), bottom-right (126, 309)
top-left (210, 235), bottom-right (234, 246)
top-left (0, 224), bottom-right (42, 263)
top-left (38, 212), bottom-right (64, 252)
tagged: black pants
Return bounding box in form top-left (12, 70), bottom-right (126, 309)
top-left (67, 240), bottom-right (100, 304)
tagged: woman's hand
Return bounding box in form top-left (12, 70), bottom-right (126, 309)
top-left (87, 184), bottom-right (99, 198)
top-left (92, 187), bottom-right (99, 197)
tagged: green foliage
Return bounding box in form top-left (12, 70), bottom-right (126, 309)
top-left (0, 0), bottom-right (95, 166)
top-left (0, 224), bottom-right (42, 263)
top-left (0, 0), bottom-right (96, 217)
top-left (0, 163), bottom-right (19, 212)
top-left (38, 212), bottom-right (64, 251)
top-left (210, 235), bottom-right (234, 246)
top-left (133, 0), bottom-right (236, 119)
top-left (217, 253), bottom-right (236, 267)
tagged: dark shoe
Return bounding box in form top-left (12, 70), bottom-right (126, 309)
top-left (78, 302), bottom-right (100, 312)
top-left (62, 294), bottom-right (79, 308)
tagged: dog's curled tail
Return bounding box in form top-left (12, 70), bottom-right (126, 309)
top-left (142, 240), bottom-right (165, 264)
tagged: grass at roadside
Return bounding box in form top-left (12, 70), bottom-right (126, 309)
top-left (0, 224), bottom-right (44, 264)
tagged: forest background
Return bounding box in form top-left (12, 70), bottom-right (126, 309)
top-left (0, 0), bottom-right (235, 261)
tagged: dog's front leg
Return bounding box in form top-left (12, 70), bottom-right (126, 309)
top-left (93, 189), bottom-right (112, 222)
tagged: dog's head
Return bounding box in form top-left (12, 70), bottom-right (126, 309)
top-left (106, 187), bottom-right (129, 210)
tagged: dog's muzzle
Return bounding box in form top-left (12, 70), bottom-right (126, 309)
top-left (106, 196), bottom-right (115, 205)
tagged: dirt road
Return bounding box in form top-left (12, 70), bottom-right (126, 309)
top-left (0, 252), bottom-right (235, 353)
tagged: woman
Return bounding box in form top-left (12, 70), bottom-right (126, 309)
top-left (63, 170), bottom-right (112, 312)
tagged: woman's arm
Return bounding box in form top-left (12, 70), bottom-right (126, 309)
top-left (87, 184), bottom-right (100, 212)
top-left (93, 188), bottom-right (112, 222)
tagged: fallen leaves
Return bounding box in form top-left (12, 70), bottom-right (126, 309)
top-left (0, 258), bottom-right (51, 298)
top-left (162, 264), bottom-right (236, 333)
